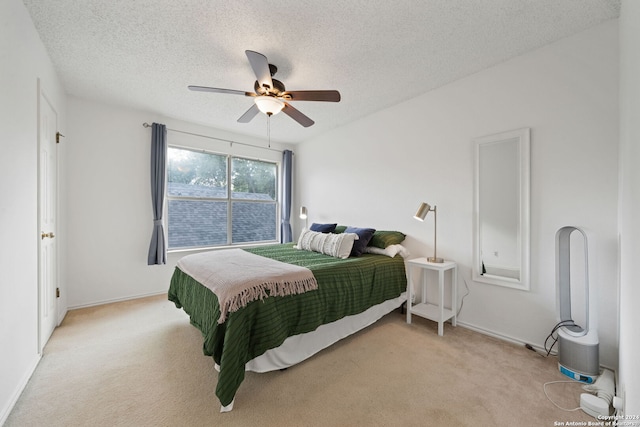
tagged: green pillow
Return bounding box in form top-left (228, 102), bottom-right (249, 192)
top-left (333, 225), bottom-right (348, 234)
top-left (368, 230), bottom-right (406, 248)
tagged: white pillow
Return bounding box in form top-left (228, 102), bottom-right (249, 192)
top-left (364, 244), bottom-right (410, 258)
top-left (295, 228), bottom-right (358, 259)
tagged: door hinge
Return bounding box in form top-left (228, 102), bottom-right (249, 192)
top-left (56, 132), bottom-right (64, 144)
top-left (56, 287), bottom-right (60, 298)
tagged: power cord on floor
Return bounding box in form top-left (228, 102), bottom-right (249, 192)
top-left (524, 343), bottom-right (546, 357)
top-left (543, 381), bottom-right (583, 412)
top-left (527, 322), bottom-right (590, 413)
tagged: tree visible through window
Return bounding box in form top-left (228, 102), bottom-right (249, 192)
top-left (166, 147), bottom-right (278, 249)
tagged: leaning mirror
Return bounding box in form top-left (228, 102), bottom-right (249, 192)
top-left (473, 128), bottom-right (530, 290)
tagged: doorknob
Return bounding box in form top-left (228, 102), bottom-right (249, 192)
top-left (41, 232), bottom-right (55, 239)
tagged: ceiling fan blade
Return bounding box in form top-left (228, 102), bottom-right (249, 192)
top-left (282, 90), bottom-right (341, 102)
top-left (282, 102), bottom-right (314, 127)
top-left (237, 104), bottom-right (260, 123)
top-left (245, 50), bottom-right (274, 92)
top-left (188, 85), bottom-right (255, 96)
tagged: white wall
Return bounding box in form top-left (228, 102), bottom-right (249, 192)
top-left (0, 0), bottom-right (67, 423)
top-left (296, 21), bottom-right (619, 367)
top-left (65, 97), bottom-right (292, 308)
top-left (1, 0), bottom-right (629, 420)
top-left (618, 0), bottom-right (640, 415)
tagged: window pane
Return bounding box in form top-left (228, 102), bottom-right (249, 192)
top-left (168, 147), bottom-right (227, 198)
top-left (232, 202), bottom-right (276, 243)
top-left (231, 158), bottom-right (276, 200)
top-left (168, 200), bottom-right (228, 248)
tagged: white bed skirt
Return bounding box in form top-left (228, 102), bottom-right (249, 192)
top-left (245, 291), bottom-right (407, 373)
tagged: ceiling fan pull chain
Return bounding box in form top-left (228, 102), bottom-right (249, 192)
top-left (267, 113), bottom-right (271, 148)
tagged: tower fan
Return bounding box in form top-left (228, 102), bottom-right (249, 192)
top-left (555, 226), bottom-right (599, 383)
top-left (554, 226), bottom-right (617, 418)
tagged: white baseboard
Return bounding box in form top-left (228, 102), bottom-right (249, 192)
top-left (67, 290), bottom-right (167, 310)
top-left (0, 354), bottom-right (41, 426)
top-left (456, 320), bottom-right (552, 355)
top-left (457, 321), bottom-right (616, 372)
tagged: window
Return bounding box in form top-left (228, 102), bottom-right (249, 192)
top-left (166, 146), bottom-right (278, 249)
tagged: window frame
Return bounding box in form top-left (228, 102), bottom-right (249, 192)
top-left (166, 144), bottom-right (280, 252)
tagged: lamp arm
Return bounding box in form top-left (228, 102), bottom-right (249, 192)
top-left (433, 206), bottom-right (437, 260)
top-left (428, 205), bottom-right (443, 263)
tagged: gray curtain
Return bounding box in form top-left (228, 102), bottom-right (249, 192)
top-left (280, 149), bottom-right (293, 243)
top-left (147, 123), bottom-right (167, 265)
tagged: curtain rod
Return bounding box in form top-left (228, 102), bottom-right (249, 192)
top-left (142, 122), bottom-right (288, 154)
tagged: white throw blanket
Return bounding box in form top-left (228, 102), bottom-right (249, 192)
top-left (177, 249), bottom-right (318, 324)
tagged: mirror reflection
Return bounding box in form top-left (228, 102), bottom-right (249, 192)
top-left (473, 128), bottom-right (530, 290)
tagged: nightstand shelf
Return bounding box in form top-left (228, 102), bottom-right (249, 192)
top-left (410, 302), bottom-right (455, 322)
top-left (406, 258), bottom-right (457, 336)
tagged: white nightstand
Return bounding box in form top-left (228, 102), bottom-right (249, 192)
top-left (406, 258), bottom-right (457, 336)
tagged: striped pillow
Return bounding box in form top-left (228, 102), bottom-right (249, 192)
top-left (295, 229), bottom-right (358, 259)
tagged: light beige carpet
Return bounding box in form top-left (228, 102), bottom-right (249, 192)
top-left (6, 294), bottom-right (595, 426)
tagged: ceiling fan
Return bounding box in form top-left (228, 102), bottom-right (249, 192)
top-left (188, 50), bottom-right (341, 128)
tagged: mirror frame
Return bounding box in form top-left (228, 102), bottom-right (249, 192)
top-left (473, 128), bottom-right (530, 290)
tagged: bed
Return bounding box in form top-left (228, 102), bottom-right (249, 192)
top-left (168, 229), bottom-right (408, 411)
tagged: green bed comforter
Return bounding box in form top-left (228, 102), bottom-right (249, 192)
top-left (168, 243), bottom-right (407, 408)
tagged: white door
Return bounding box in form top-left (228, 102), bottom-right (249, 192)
top-left (38, 89), bottom-right (58, 352)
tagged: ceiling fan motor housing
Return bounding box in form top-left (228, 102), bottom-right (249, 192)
top-left (255, 78), bottom-right (285, 96)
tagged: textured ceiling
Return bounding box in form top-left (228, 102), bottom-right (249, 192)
top-left (23, 0), bottom-right (620, 144)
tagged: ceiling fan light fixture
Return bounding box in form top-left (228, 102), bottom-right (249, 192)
top-left (254, 96), bottom-right (284, 115)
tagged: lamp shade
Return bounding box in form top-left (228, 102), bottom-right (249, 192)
top-left (254, 96), bottom-right (285, 115)
top-left (299, 206), bottom-right (308, 219)
top-left (414, 202), bottom-right (431, 221)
